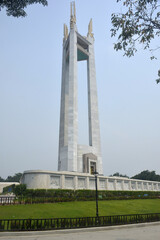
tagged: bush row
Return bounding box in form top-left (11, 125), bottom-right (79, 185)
top-left (24, 188), bottom-right (160, 198)
top-left (11, 188), bottom-right (160, 203)
top-left (13, 195), bottom-right (160, 205)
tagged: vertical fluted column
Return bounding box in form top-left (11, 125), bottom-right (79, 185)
top-left (87, 35), bottom-right (103, 174)
top-left (67, 24), bottom-right (78, 171)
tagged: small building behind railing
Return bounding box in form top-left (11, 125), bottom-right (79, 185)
top-left (0, 182), bottom-right (19, 194)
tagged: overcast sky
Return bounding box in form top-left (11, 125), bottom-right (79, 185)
top-left (0, 0), bottom-right (160, 179)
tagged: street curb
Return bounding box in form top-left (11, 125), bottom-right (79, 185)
top-left (0, 221), bottom-right (160, 237)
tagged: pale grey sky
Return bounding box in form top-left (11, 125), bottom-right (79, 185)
top-left (0, 0), bottom-right (160, 179)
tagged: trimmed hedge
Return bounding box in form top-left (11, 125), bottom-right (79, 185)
top-left (13, 188), bottom-right (160, 204)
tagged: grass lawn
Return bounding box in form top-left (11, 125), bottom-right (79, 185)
top-left (0, 199), bottom-right (160, 219)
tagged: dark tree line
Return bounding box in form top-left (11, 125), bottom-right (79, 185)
top-left (112, 170), bottom-right (160, 182)
top-left (0, 173), bottom-right (22, 182)
top-left (110, 172), bottom-right (129, 178)
top-left (132, 170), bottom-right (160, 181)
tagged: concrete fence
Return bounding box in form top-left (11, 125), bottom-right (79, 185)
top-left (21, 170), bottom-right (160, 191)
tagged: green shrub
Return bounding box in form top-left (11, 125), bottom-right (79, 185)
top-left (14, 189), bottom-right (160, 204)
top-left (13, 184), bottom-right (27, 196)
top-left (3, 184), bottom-right (15, 194)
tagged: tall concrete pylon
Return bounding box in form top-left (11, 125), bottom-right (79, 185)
top-left (58, 2), bottom-right (103, 175)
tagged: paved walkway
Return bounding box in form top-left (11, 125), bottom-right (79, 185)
top-left (0, 222), bottom-right (160, 240)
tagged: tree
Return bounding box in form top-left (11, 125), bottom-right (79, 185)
top-left (111, 172), bottom-right (129, 178)
top-left (111, 0), bottom-right (160, 83)
top-left (156, 69), bottom-right (160, 83)
top-left (132, 170), bottom-right (160, 181)
top-left (0, 176), bottom-right (4, 182)
top-left (5, 173), bottom-right (22, 182)
top-left (0, 0), bottom-right (48, 17)
top-left (13, 184), bottom-right (26, 196)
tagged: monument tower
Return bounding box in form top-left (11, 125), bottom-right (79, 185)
top-left (58, 2), bottom-right (103, 175)
top-left (21, 2), bottom-right (160, 192)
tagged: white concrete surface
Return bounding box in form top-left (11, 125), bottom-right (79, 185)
top-left (21, 170), bottom-right (160, 191)
top-left (58, 3), bottom-right (102, 175)
top-left (0, 222), bottom-right (160, 240)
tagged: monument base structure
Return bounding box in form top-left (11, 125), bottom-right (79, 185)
top-left (21, 170), bottom-right (160, 191)
top-left (21, 4), bottom-right (159, 192)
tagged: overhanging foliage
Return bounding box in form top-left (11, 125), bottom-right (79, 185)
top-left (0, 0), bottom-right (48, 17)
